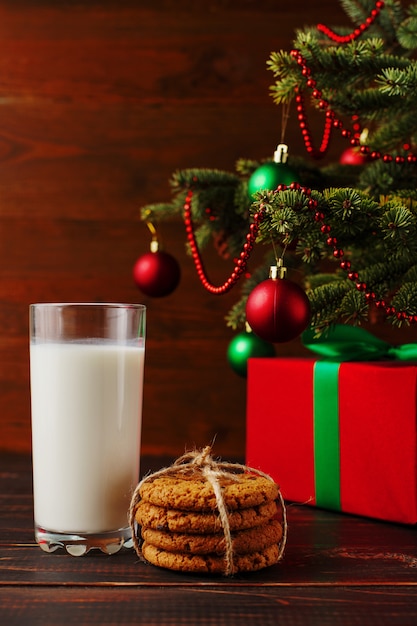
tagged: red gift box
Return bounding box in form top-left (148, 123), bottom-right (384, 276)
top-left (246, 357), bottom-right (417, 524)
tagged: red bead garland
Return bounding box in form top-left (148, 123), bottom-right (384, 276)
top-left (296, 2), bottom-right (390, 158)
top-left (295, 90), bottom-right (333, 158)
top-left (184, 185), bottom-right (416, 323)
top-left (291, 49), bottom-right (417, 164)
top-left (183, 189), bottom-right (264, 294)
top-left (317, 1), bottom-right (385, 43)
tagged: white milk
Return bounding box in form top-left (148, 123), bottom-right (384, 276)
top-left (30, 341), bottom-right (144, 534)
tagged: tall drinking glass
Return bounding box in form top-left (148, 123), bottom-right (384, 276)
top-left (29, 303), bottom-right (146, 556)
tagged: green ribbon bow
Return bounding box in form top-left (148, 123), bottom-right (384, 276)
top-left (302, 324), bottom-right (417, 362)
top-left (301, 325), bottom-right (417, 510)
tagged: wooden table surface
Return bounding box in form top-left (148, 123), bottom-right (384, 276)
top-left (1, 452), bottom-right (417, 626)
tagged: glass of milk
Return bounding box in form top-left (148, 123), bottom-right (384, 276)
top-left (29, 303), bottom-right (146, 556)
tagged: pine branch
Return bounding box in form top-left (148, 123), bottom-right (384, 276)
top-left (359, 160), bottom-right (417, 196)
top-left (399, 4), bottom-right (417, 50)
top-left (140, 202), bottom-right (182, 223)
top-left (171, 168), bottom-right (241, 191)
top-left (376, 64), bottom-right (417, 97)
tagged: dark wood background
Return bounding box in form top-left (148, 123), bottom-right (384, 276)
top-left (2, 0), bottom-right (405, 460)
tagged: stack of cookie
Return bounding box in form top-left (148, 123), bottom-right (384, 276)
top-left (133, 469), bottom-right (285, 575)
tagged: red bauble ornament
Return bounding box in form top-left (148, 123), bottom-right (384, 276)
top-left (246, 272), bottom-right (311, 343)
top-left (133, 250), bottom-right (180, 297)
top-left (339, 147), bottom-right (367, 165)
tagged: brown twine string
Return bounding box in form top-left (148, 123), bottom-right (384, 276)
top-left (128, 446), bottom-right (287, 576)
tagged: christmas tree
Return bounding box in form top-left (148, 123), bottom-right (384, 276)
top-left (137, 0), bottom-right (417, 346)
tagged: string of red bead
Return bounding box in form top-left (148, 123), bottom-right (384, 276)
top-left (280, 3), bottom-right (390, 159)
top-left (295, 92), bottom-right (333, 158)
top-left (184, 185), bottom-right (417, 322)
top-left (291, 0), bottom-right (415, 162)
top-left (294, 1), bottom-right (386, 156)
top-left (317, 0), bottom-right (385, 43)
top-left (292, 48), bottom-right (417, 164)
top-left (183, 189), bottom-right (265, 294)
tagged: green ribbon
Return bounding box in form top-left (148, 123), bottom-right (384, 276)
top-left (313, 360), bottom-right (341, 510)
top-left (302, 324), bottom-right (417, 363)
top-left (302, 325), bottom-right (417, 510)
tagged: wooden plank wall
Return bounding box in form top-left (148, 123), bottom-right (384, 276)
top-left (0, 0), bottom-right (362, 459)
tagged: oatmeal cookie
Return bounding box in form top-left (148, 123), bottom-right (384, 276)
top-left (141, 519), bottom-right (283, 556)
top-left (134, 499), bottom-right (279, 534)
top-left (141, 541), bottom-right (281, 574)
top-left (139, 472), bottom-right (279, 512)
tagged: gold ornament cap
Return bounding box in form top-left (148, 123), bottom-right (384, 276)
top-left (269, 259), bottom-right (287, 279)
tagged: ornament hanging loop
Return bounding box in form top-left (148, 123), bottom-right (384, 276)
top-left (274, 144), bottom-right (289, 164)
top-left (145, 220), bottom-right (159, 252)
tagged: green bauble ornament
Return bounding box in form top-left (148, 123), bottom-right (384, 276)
top-left (247, 161), bottom-right (298, 197)
top-left (227, 330), bottom-right (275, 378)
